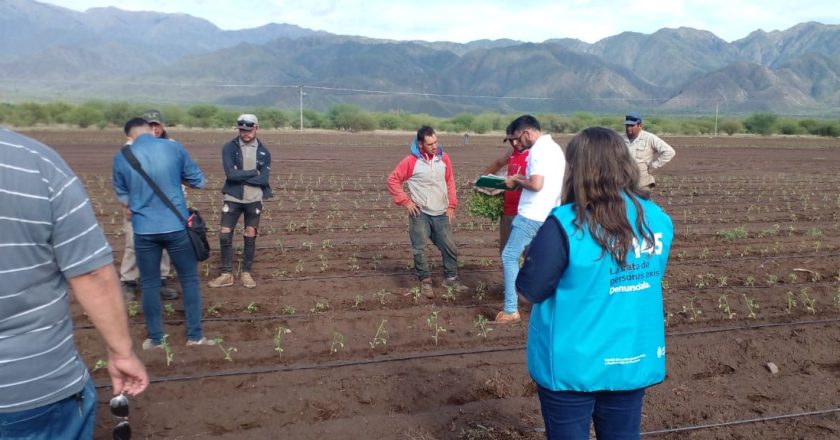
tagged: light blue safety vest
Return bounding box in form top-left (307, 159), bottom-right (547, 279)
top-left (527, 194), bottom-right (673, 392)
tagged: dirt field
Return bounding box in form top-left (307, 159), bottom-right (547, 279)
top-left (20, 128), bottom-right (840, 439)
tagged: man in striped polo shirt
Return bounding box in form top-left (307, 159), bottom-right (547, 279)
top-left (0, 128), bottom-right (148, 438)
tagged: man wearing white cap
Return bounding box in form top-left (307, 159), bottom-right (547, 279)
top-left (622, 112), bottom-right (675, 195)
top-left (208, 114), bottom-right (272, 289)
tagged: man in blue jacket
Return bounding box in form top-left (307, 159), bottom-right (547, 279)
top-left (208, 114), bottom-right (272, 289)
top-left (113, 118), bottom-right (214, 348)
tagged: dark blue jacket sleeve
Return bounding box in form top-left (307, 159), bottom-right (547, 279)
top-left (516, 216), bottom-right (569, 303)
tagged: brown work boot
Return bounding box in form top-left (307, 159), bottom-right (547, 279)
top-left (207, 273), bottom-right (234, 288)
top-left (494, 311), bottom-right (521, 324)
top-left (240, 272), bottom-right (256, 289)
top-left (420, 278), bottom-right (434, 298)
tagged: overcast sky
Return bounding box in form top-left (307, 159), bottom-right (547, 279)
top-left (41, 0), bottom-right (839, 43)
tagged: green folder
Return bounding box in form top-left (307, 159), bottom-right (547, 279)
top-left (474, 175), bottom-right (508, 190)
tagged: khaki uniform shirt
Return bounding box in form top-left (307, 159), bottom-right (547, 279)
top-left (622, 130), bottom-right (675, 187)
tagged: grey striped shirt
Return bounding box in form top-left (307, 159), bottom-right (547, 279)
top-left (0, 128), bottom-right (113, 413)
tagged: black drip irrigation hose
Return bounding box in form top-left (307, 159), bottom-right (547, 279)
top-left (95, 345), bottom-right (523, 388)
top-left (641, 407), bottom-right (840, 436)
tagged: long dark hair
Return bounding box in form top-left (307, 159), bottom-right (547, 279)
top-left (562, 127), bottom-right (653, 266)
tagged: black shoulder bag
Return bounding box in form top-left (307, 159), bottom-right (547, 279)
top-left (121, 146), bottom-right (210, 261)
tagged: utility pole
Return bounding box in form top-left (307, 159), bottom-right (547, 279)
top-left (714, 102), bottom-right (719, 137)
top-left (299, 85), bottom-right (304, 133)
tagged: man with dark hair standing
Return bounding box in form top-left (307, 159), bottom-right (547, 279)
top-left (120, 109), bottom-right (178, 301)
top-left (0, 127), bottom-right (148, 437)
top-left (496, 115), bottom-right (565, 324)
top-left (113, 118), bottom-right (214, 348)
top-left (387, 125), bottom-right (468, 298)
top-left (208, 114), bottom-right (272, 289)
top-left (622, 112), bottom-right (675, 194)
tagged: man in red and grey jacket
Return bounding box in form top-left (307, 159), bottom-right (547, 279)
top-left (387, 126), bottom-right (469, 299)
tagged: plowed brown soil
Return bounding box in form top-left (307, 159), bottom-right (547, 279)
top-left (20, 128), bottom-right (840, 439)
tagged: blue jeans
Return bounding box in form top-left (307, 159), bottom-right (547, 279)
top-left (537, 386), bottom-right (645, 440)
top-left (408, 212), bottom-right (459, 280)
top-left (135, 229), bottom-right (203, 343)
top-left (0, 378), bottom-right (95, 439)
top-left (501, 215), bottom-right (543, 313)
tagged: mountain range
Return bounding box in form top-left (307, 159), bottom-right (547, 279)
top-left (2, 0), bottom-right (840, 116)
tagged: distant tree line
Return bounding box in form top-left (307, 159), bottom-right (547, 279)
top-left (1, 101), bottom-right (838, 137)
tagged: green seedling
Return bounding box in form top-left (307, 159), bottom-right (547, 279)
top-left (353, 294), bottom-right (364, 307)
top-left (163, 303), bottom-right (176, 317)
top-left (834, 286), bottom-right (840, 311)
top-left (310, 299), bottom-right (330, 313)
top-left (206, 303), bottom-right (221, 317)
top-left (245, 302), bottom-right (258, 314)
top-left (330, 331), bottom-right (345, 354)
top-left (742, 293), bottom-right (760, 319)
top-left (799, 287), bottom-right (817, 314)
top-left (473, 314), bottom-right (492, 337)
top-left (369, 319), bottom-right (388, 349)
top-left (409, 286), bottom-right (422, 304)
top-left (274, 326), bottom-right (292, 357)
top-left (474, 281), bottom-right (487, 300)
top-left (295, 259), bottom-right (305, 274)
top-left (427, 311), bottom-right (446, 346)
top-left (282, 304), bottom-right (297, 315)
top-left (718, 294), bottom-right (736, 320)
top-left (441, 285), bottom-right (456, 301)
top-left (680, 297), bottom-right (702, 322)
top-left (373, 289), bottom-right (390, 305)
top-left (92, 359), bottom-right (108, 373)
top-left (161, 334), bottom-right (174, 367)
top-left (786, 291), bottom-right (798, 314)
top-left (744, 276), bottom-right (756, 287)
top-left (127, 301), bottom-right (139, 318)
top-left (213, 337), bottom-right (237, 362)
top-left (347, 255), bottom-right (360, 271)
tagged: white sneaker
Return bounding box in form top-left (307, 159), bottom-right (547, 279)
top-left (142, 339), bottom-right (163, 350)
top-left (186, 337), bottom-right (216, 346)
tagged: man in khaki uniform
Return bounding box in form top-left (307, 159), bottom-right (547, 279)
top-left (622, 113), bottom-right (675, 194)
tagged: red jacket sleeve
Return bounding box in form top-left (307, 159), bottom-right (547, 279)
top-left (387, 155), bottom-right (416, 207)
top-left (442, 153), bottom-right (458, 209)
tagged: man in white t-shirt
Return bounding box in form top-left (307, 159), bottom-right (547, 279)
top-left (496, 115), bottom-right (565, 323)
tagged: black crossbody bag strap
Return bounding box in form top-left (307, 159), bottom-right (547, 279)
top-left (120, 145), bottom-right (187, 224)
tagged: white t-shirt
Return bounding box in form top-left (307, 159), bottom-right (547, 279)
top-left (517, 134), bottom-right (565, 222)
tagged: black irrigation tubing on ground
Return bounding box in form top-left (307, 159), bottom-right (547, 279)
top-left (665, 317), bottom-right (840, 337)
top-left (94, 345), bottom-right (525, 389)
top-left (90, 318), bottom-right (840, 390)
top-left (641, 407), bottom-right (840, 436)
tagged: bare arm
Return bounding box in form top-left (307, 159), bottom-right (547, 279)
top-left (506, 174), bottom-right (545, 192)
top-left (69, 265), bottom-right (148, 397)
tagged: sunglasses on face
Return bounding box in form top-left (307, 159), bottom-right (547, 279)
top-left (237, 121), bottom-right (256, 128)
top-left (110, 393), bottom-right (131, 440)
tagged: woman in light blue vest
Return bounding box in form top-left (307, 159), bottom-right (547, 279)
top-left (516, 127), bottom-right (673, 439)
